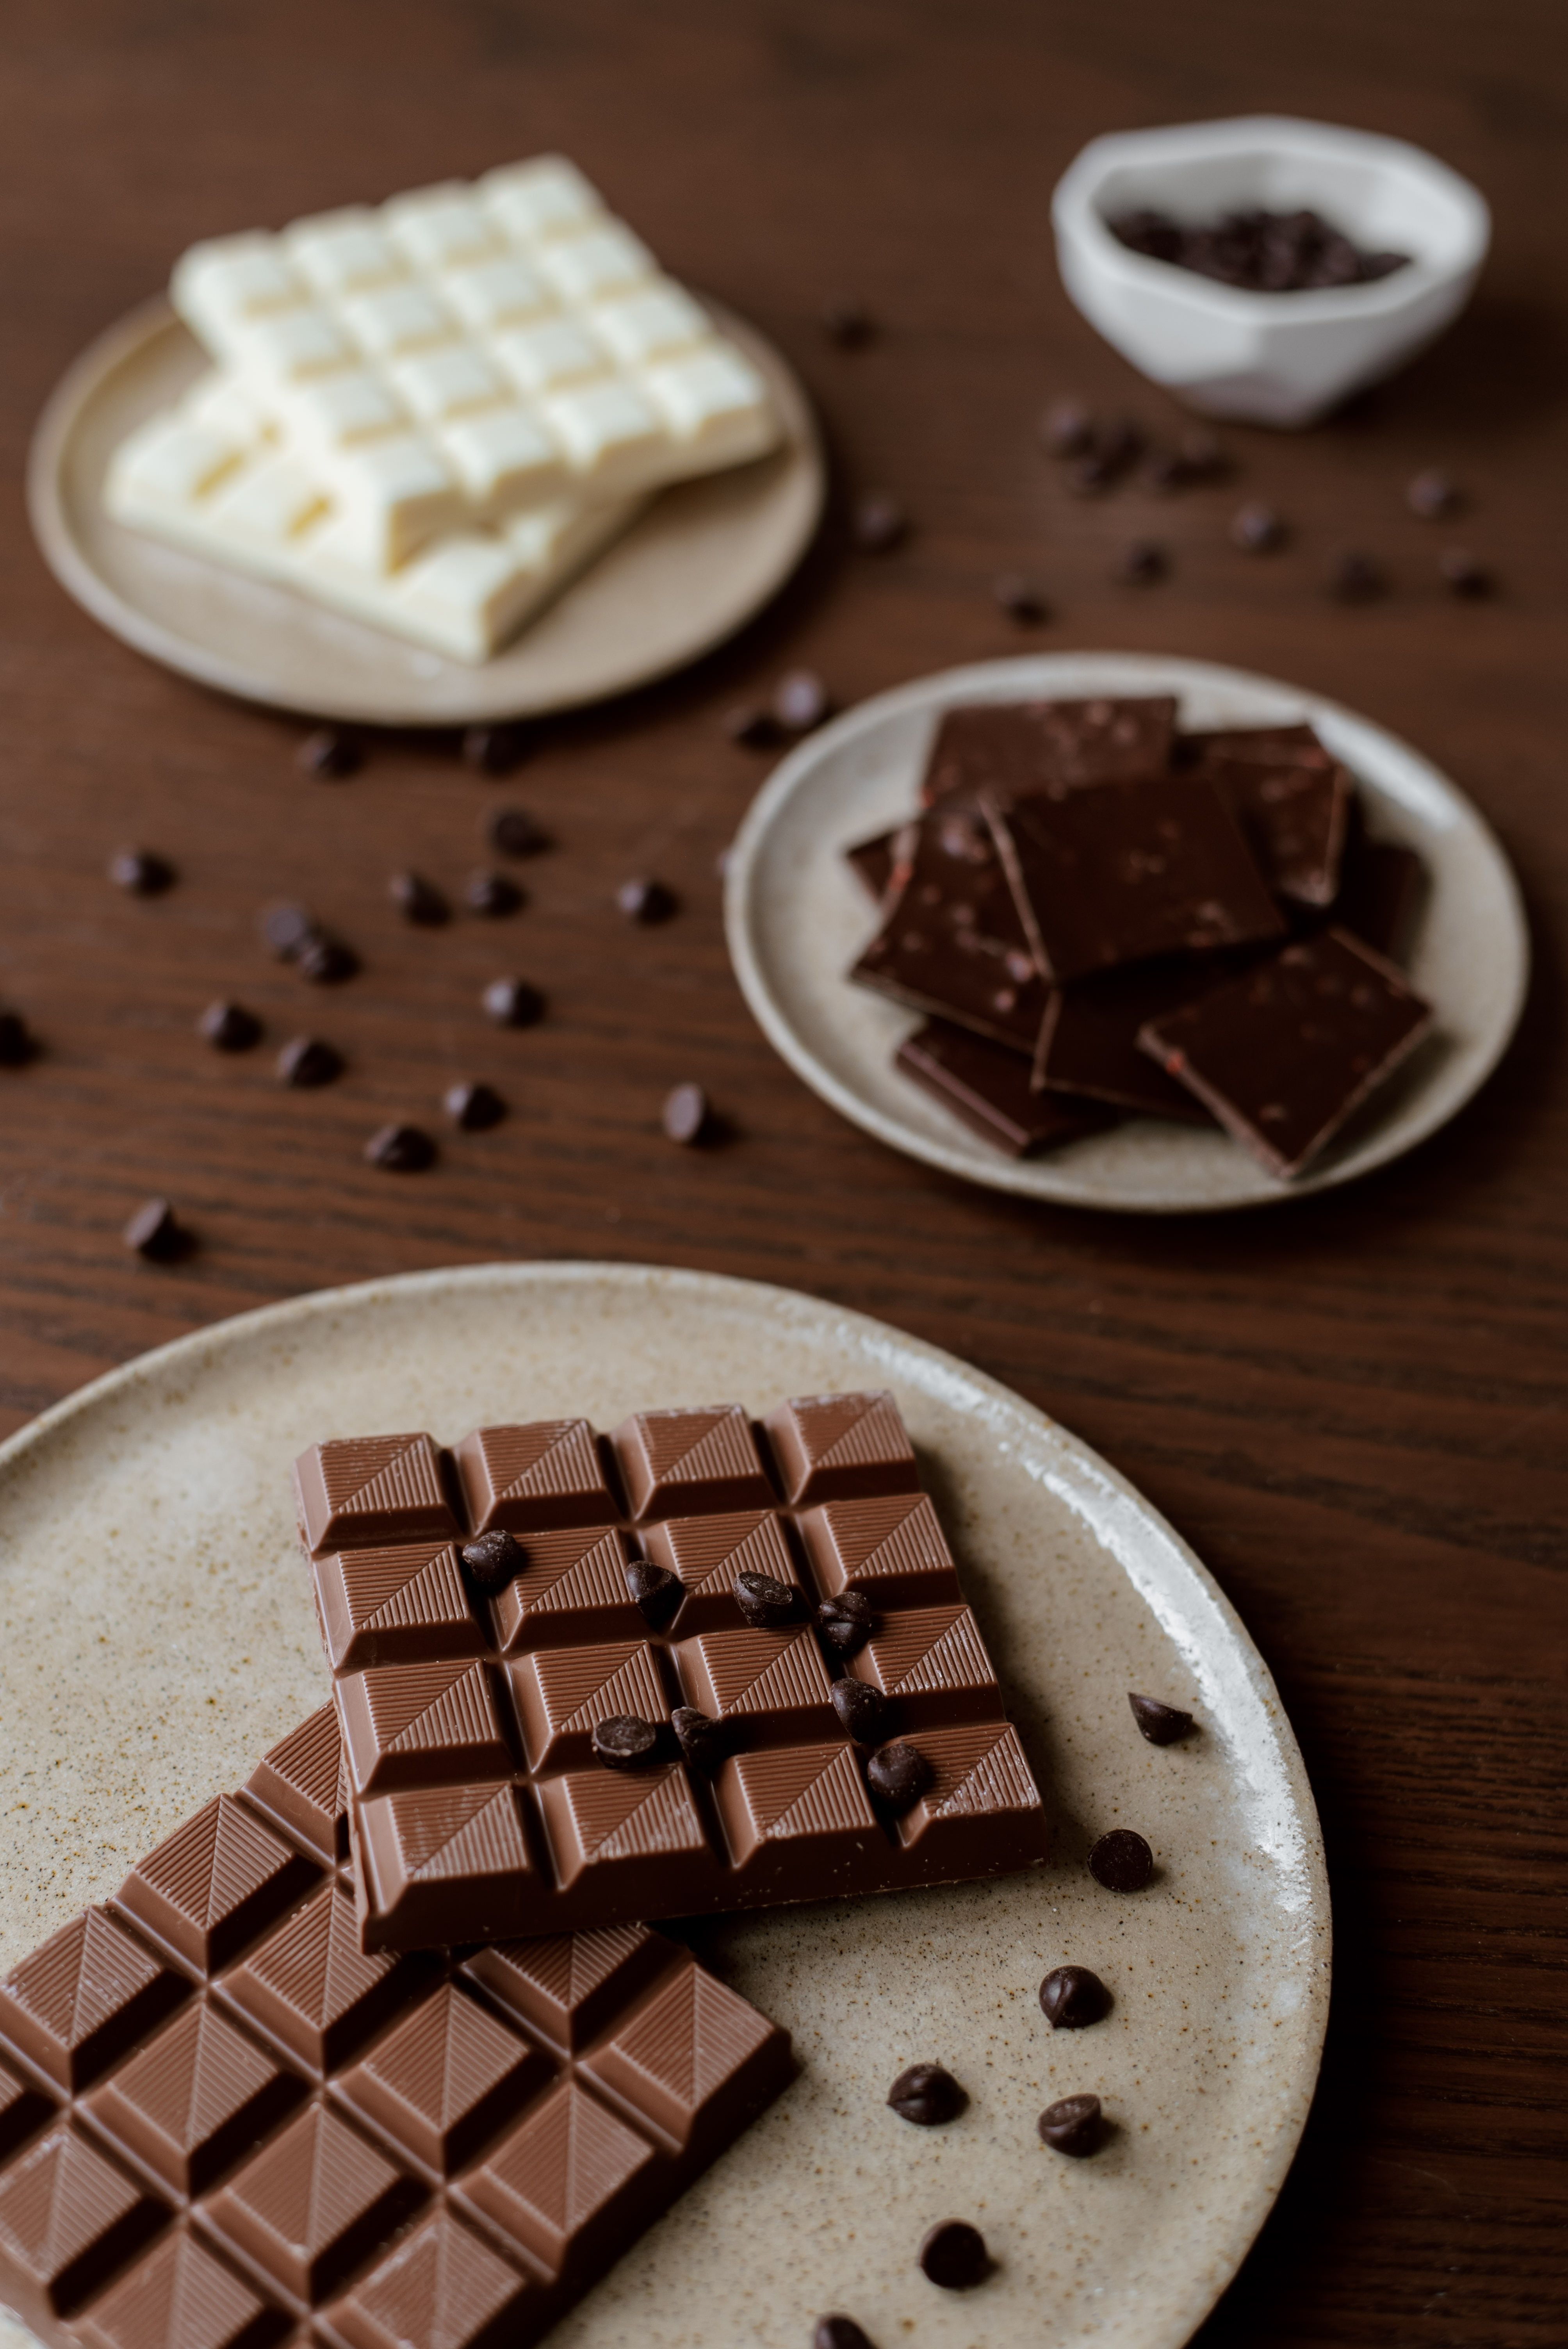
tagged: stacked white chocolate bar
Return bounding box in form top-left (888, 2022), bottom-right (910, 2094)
top-left (105, 157), bottom-right (781, 662)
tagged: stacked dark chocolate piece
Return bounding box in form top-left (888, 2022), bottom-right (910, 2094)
top-left (847, 695), bottom-right (1433, 1176)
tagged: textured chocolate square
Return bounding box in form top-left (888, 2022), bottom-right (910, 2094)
top-left (894, 1019), bottom-right (1116, 1158)
top-left (1032, 959), bottom-right (1234, 1123)
top-left (921, 696), bottom-right (1177, 806)
top-left (1197, 751), bottom-right (1351, 908)
top-left (849, 804), bottom-right (1050, 1053)
top-left (841, 828), bottom-right (905, 906)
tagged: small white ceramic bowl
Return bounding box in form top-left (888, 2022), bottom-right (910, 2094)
top-left (1052, 114), bottom-right (1490, 427)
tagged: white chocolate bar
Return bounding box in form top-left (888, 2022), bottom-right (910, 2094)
top-left (166, 154), bottom-right (779, 568)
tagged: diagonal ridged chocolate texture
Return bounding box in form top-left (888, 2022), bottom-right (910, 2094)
top-left (450, 1422), bottom-right (612, 1535)
top-left (82, 2001), bottom-right (300, 2196)
top-left (0, 2125), bottom-right (164, 2317)
top-left (578, 1963), bottom-right (778, 2151)
top-left (641, 1509), bottom-right (798, 1633)
top-left (323, 2206), bottom-right (534, 2349)
top-left (337, 1663), bottom-right (511, 1796)
top-left (713, 1742), bottom-right (879, 1867)
top-left (335, 1984), bottom-right (547, 2177)
top-left (763, 1389), bottom-right (919, 1505)
top-left (537, 1768), bottom-right (707, 1885)
top-left (116, 1798), bottom-right (317, 1974)
top-left (317, 1544), bottom-right (482, 1672)
top-left (612, 1406), bottom-right (773, 1520)
top-left (218, 1881), bottom-right (412, 2075)
top-left (893, 1722), bottom-right (1046, 1863)
top-left (459, 1927), bottom-right (664, 2057)
top-left (201, 2101), bottom-right (415, 2306)
top-left (488, 1527), bottom-right (636, 1653)
top-left (76, 2222), bottom-right (277, 2349)
top-left (294, 1435), bottom-right (457, 1556)
top-left (850, 1604), bottom-right (1004, 1727)
top-left (0, 2058), bottom-right (53, 2164)
top-left (508, 1640), bottom-right (666, 1770)
top-left (448, 2078), bottom-right (653, 2279)
top-left (243, 1707), bottom-right (347, 1865)
top-left (674, 1626), bottom-right (835, 1741)
top-left (0, 1912), bottom-right (186, 2094)
top-left (798, 1493), bottom-right (961, 1605)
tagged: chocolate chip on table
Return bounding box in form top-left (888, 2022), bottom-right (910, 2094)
top-left (814, 2319), bottom-right (877, 2349)
top-left (887, 2062), bottom-right (967, 2126)
top-left (616, 877), bottom-right (677, 924)
top-left (772, 669), bottom-right (831, 734)
top-left (816, 1590), bottom-right (874, 1657)
top-left (0, 1010), bottom-right (35, 1068)
top-left (918, 2219), bottom-right (989, 2291)
top-left (624, 1557), bottom-right (683, 1631)
top-left (671, 1704), bottom-right (727, 1774)
top-left (829, 1678), bottom-right (889, 1745)
top-left (1178, 425), bottom-right (1226, 478)
top-left (463, 722), bottom-right (528, 776)
top-left (488, 805), bottom-right (550, 858)
top-left (483, 976), bottom-right (545, 1027)
top-left (1089, 1827), bottom-right (1155, 1891)
top-left (277, 1036), bottom-right (343, 1089)
top-left (1117, 539), bottom-right (1168, 584)
top-left (390, 871), bottom-right (450, 926)
top-left (365, 1122), bottom-right (437, 1172)
top-left (1439, 547), bottom-right (1492, 597)
top-left (1129, 1691), bottom-right (1195, 1744)
top-left (1038, 2091), bottom-right (1104, 2157)
top-left (1040, 397), bottom-right (1094, 456)
top-left (297, 725), bottom-right (362, 779)
top-left (1231, 501), bottom-right (1286, 553)
top-left (1327, 549), bottom-right (1385, 602)
top-left (444, 1080), bottom-right (506, 1131)
top-left (298, 933), bottom-right (360, 986)
top-left (992, 572), bottom-right (1048, 623)
top-left (123, 1197), bottom-right (187, 1262)
top-left (1039, 1964), bottom-right (1112, 2029)
top-left (260, 900), bottom-right (316, 961)
top-left (1407, 468), bottom-right (1459, 519)
top-left (460, 1529), bottom-right (523, 1593)
top-left (866, 1740), bottom-right (931, 1813)
top-left (852, 491), bottom-right (908, 552)
top-left (734, 1570), bottom-right (796, 1629)
top-left (662, 1081), bottom-right (709, 1144)
top-left (198, 1001), bottom-right (262, 1052)
top-left (592, 1714), bottom-right (662, 1770)
top-left (822, 298), bottom-right (876, 349)
top-left (109, 848), bottom-right (176, 896)
top-left (723, 702), bottom-right (784, 749)
top-left (466, 869), bottom-right (523, 917)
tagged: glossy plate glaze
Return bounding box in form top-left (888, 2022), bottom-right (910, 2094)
top-left (725, 652), bottom-right (1528, 1213)
top-left (0, 1262), bottom-right (1327, 2349)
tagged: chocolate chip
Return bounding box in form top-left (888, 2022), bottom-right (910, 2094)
top-left (123, 1198), bottom-right (186, 1262)
top-left (1142, 445), bottom-right (1193, 493)
top-left (918, 2219), bottom-right (988, 2291)
top-left (199, 1002), bottom-right (262, 1052)
top-left (662, 1082), bottom-right (709, 1144)
top-left (852, 492), bottom-right (908, 552)
top-left (992, 572), bottom-right (1048, 623)
top-left (671, 1704), bottom-right (727, 1775)
top-left (1088, 1827), bottom-right (1154, 1891)
top-left (734, 1570), bottom-right (796, 1628)
top-left (444, 1080), bottom-right (506, 1130)
top-left (823, 299), bottom-right (875, 349)
top-left (829, 1678), bottom-right (889, 1745)
top-left (390, 872), bottom-right (449, 926)
top-left (1129, 1691), bottom-right (1195, 1744)
top-left (0, 1011), bottom-right (34, 1068)
top-left (465, 869), bottom-right (522, 918)
top-left (298, 726), bottom-right (361, 779)
top-left (1040, 398), bottom-right (1093, 456)
top-left (277, 1036), bottom-right (343, 1088)
top-left (298, 934), bottom-right (359, 985)
top-left (866, 1740), bottom-right (930, 1813)
top-left (887, 2063), bottom-right (966, 2126)
top-left (488, 805), bottom-right (550, 858)
top-left (1439, 547), bottom-right (1492, 597)
top-left (723, 702), bottom-right (783, 749)
top-left (1117, 538), bottom-right (1168, 584)
top-left (463, 722), bottom-right (528, 776)
top-left (816, 1590), bottom-right (874, 1657)
top-left (109, 849), bottom-right (175, 896)
top-left (616, 878), bottom-right (677, 924)
top-left (592, 1714), bottom-right (662, 1770)
top-left (814, 2319), bottom-right (876, 2349)
top-left (483, 977), bottom-right (545, 1027)
top-left (261, 901), bottom-right (316, 961)
top-left (773, 669), bottom-right (830, 733)
top-left (1039, 1964), bottom-right (1112, 2029)
top-left (1407, 468), bottom-right (1459, 519)
top-left (1231, 502), bottom-right (1286, 552)
top-left (365, 1122), bottom-right (437, 1172)
top-left (624, 1558), bottom-right (683, 1631)
top-left (1037, 2092), bottom-right (1103, 2156)
top-left (1328, 549), bottom-right (1384, 602)
top-left (460, 1529), bottom-right (523, 1593)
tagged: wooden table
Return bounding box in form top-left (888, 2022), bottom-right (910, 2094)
top-left (1, 4), bottom-right (1564, 2340)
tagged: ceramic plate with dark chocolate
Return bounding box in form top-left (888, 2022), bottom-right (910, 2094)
top-left (725, 654), bottom-right (1527, 1213)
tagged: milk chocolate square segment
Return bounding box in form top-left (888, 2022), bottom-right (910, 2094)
top-left (611, 1405), bottom-right (773, 1520)
top-left (488, 1527), bottom-right (638, 1653)
top-left (450, 1420), bottom-right (615, 1533)
top-left (846, 1604), bottom-right (1005, 1731)
top-left (294, 1435), bottom-right (458, 1555)
top-left (0, 1913), bottom-right (187, 2095)
top-left (459, 1927), bottom-right (667, 2057)
top-left (798, 1493), bottom-right (962, 1607)
top-left (332, 1983), bottom-right (549, 2176)
top-left (115, 1800), bottom-right (318, 1976)
top-left (672, 1627), bottom-right (837, 1745)
top-left (507, 1640), bottom-right (668, 1770)
top-left (764, 1390), bottom-right (919, 1506)
top-left (640, 1510), bottom-right (799, 1634)
top-left (315, 1542), bottom-right (483, 1672)
top-left (336, 1663), bottom-right (512, 1797)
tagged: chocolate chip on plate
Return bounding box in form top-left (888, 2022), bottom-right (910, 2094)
top-left (723, 702), bottom-right (784, 749)
top-left (852, 491), bottom-right (908, 552)
top-left (887, 2062), bottom-right (967, 2126)
top-left (1129, 1691), bottom-right (1195, 1744)
top-left (298, 933), bottom-right (359, 985)
top-left (123, 1198), bottom-right (187, 1262)
top-left (993, 571), bottom-right (1048, 623)
top-left (277, 1036), bottom-right (343, 1089)
top-left (1040, 397), bottom-right (1094, 456)
top-left (773, 668), bottom-right (831, 733)
top-left (482, 976), bottom-right (545, 1027)
top-left (1089, 1828), bottom-right (1155, 1891)
top-left (662, 1082), bottom-right (709, 1144)
top-left (260, 900), bottom-right (316, 961)
top-left (625, 1557), bottom-right (683, 1631)
top-left (1327, 549), bottom-right (1385, 602)
top-left (444, 1080), bottom-right (506, 1130)
top-left (918, 2219), bottom-right (989, 2291)
top-left (461, 1529), bottom-right (523, 1593)
top-left (823, 298), bottom-right (876, 349)
top-left (671, 1704), bottom-right (727, 1775)
top-left (1117, 538), bottom-right (1168, 584)
top-left (734, 1570), bottom-right (796, 1628)
top-left (199, 1001), bottom-right (262, 1052)
top-left (0, 1011), bottom-right (34, 1068)
top-left (365, 1122), bottom-right (437, 1172)
top-left (297, 725), bottom-right (362, 779)
top-left (616, 877), bottom-right (677, 923)
top-left (830, 1678), bottom-right (889, 1745)
top-left (390, 871), bottom-right (450, 926)
top-left (866, 1740), bottom-right (931, 1814)
top-left (1407, 468), bottom-right (1459, 519)
top-left (1439, 547), bottom-right (1492, 597)
top-left (1231, 501), bottom-right (1286, 552)
top-left (1039, 1964), bottom-right (1112, 2029)
top-left (592, 1714), bottom-right (662, 1770)
top-left (488, 805), bottom-right (550, 858)
top-left (816, 1590), bottom-right (874, 1656)
top-left (814, 2319), bottom-right (877, 2349)
top-left (463, 722), bottom-right (528, 776)
top-left (109, 848), bottom-right (176, 896)
top-left (1038, 2091), bottom-right (1103, 2157)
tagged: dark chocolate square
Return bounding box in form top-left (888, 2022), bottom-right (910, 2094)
top-left (1033, 958), bottom-right (1237, 1122)
top-left (894, 1019), bottom-right (1115, 1157)
top-left (922, 696), bottom-right (1177, 806)
top-left (1198, 752), bottom-right (1351, 907)
top-left (850, 804), bottom-right (1049, 1052)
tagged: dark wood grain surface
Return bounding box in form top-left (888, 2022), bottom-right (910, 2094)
top-left (1, 4), bottom-right (1564, 2341)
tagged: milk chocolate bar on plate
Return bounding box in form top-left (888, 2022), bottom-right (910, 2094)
top-left (0, 1707), bottom-right (791, 2349)
top-left (294, 1390), bottom-right (1049, 1953)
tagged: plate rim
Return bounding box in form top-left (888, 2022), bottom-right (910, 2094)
top-left (26, 293), bottom-right (826, 726)
top-left (723, 650), bottom-right (1530, 1214)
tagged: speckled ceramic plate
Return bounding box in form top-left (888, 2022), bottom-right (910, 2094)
top-left (0, 1262), bottom-right (1327, 2349)
top-left (26, 297), bottom-right (823, 726)
top-left (725, 652), bottom-right (1528, 1212)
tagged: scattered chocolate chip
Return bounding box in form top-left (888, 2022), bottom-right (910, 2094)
top-left (662, 1081), bottom-right (709, 1144)
top-left (198, 1001), bottom-right (262, 1052)
top-left (866, 1740), bottom-right (931, 1814)
top-left (260, 901), bottom-right (316, 961)
top-left (1407, 468), bottom-right (1459, 519)
top-left (592, 1714), bottom-right (662, 1770)
top-left (1230, 501), bottom-right (1286, 552)
top-left (1142, 445), bottom-right (1192, 493)
top-left (298, 934), bottom-right (359, 985)
top-left (454, 1531), bottom-right (531, 1612)
top-left (1129, 1692), bottom-right (1195, 1745)
top-left (460, 1529), bottom-right (524, 1593)
top-left (277, 1036), bottom-right (343, 1089)
top-left (888, 2062), bottom-right (967, 2126)
top-left (723, 702), bottom-right (783, 749)
top-left (1439, 547), bottom-right (1492, 597)
top-left (624, 1558), bottom-right (683, 1632)
top-left (465, 869), bottom-right (523, 917)
top-left (389, 872), bottom-right (449, 926)
top-left (816, 1590), bottom-right (874, 1657)
top-left (1089, 1827), bottom-right (1155, 1891)
top-left (823, 299), bottom-right (875, 349)
top-left (0, 1011), bottom-right (34, 1068)
top-left (1178, 426), bottom-right (1227, 478)
top-left (109, 849), bottom-right (176, 896)
top-left (616, 877), bottom-right (677, 923)
top-left (814, 2319), bottom-right (876, 2349)
top-left (992, 572), bottom-right (1048, 623)
top-left (365, 1122), bottom-right (437, 1172)
top-left (1037, 2091), bottom-right (1103, 2157)
top-left (297, 726), bottom-right (362, 779)
top-left (463, 722), bottom-right (528, 776)
top-left (488, 805), bottom-right (550, 858)
top-left (123, 1198), bottom-right (186, 1262)
top-left (1039, 1964), bottom-right (1112, 2029)
top-left (918, 2219), bottom-right (988, 2291)
top-left (830, 1678), bottom-right (889, 1745)
top-left (1117, 538), bottom-right (1168, 584)
top-left (671, 1704), bottom-right (727, 1775)
top-left (734, 1570), bottom-right (796, 1629)
top-left (1066, 452), bottom-right (1115, 496)
top-left (1327, 549), bottom-right (1385, 603)
top-left (444, 1080), bottom-right (506, 1131)
top-left (852, 491), bottom-right (908, 552)
top-left (483, 977), bottom-right (545, 1028)
top-left (773, 668), bottom-right (831, 733)
top-left (1041, 398), bottom-right (1094, 456)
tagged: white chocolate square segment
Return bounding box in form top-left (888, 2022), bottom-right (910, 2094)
top-left (489, 318), bottom-right (607, 396)
top-left (107, 414), bottom-right (242, 513)
top-left (537, 224), bottom-right (656, 305)
top-left (287, 209), bottom-right (406, 297)
top-left (384, 185), bottom-right (504, 273)
top-left (593, 283), bottom-right (711, 366)
top-left (389, 346), bottom-right (508, 422)
top-left (342, 284), bottom-right (456, 358)
top-left (231, 307), bottom-right (356, 384)
top-left (207, 453), bottom-right (327, 549)
top-left (172, 236), bottom-right (305, 348)
top-left (644, 346), bottom-right (774, 460)
top-left (443, 255), bottom-right (556, 333)
top-left (331, 434), bottom-right (462, 568)
top-left (436, 408), bottom-right (565, 512)
top-left (275, 371), bottom-right (408, 459)
top-left (542, 379), bottom-right (663, 486)
top-left (480, 156), bottom-right (605, 244)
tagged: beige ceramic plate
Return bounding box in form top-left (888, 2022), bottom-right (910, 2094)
top-left (27, 298), bottom-right (823, 726)
top-left (0, 1261), bottom-right (1327, 2349)
top-left (725, 652), bottom-right (1529, 1212)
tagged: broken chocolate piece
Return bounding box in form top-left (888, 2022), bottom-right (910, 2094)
top-left (1194, 751), bottom-right (1351, 907)
top-left (670, 1706), bottom-right (726, 1775)
top-left (843, 828), bottom-right (905, 906)
top-left (1039, 1964), bottom-right (1111, 2028)
top-left (850, 804), bottom-right (1049, 1053)
top-left (897, 1019), bottom-right (1116, 1158)
top-left (1088, 1829), bottom-right (1154, 1891)
top-left (1038, 2091), bottom-right (1104, 2155)
top-left (887, 2063), bottom-right (966, 2125)
top-left (1331, 831), bottom-right (1427, 964)
top-left (1128, 1693), bottom-right (1195, 1744)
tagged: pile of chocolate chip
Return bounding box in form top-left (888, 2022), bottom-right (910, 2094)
top-left (1108, 205), bottom-right (1408, 292)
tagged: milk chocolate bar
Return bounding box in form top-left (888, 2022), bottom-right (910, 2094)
top-left (294, 1391), bottom-right (1049, 1953)
top-left (0, 1709), bottom-right (791, 2349)
top-left (896, 1021), bottom-right (1116, 1155)
top-left (849, 806), bottom-right (1049, 1052)
top-left (921, 696), bottom-right (1176, 807)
